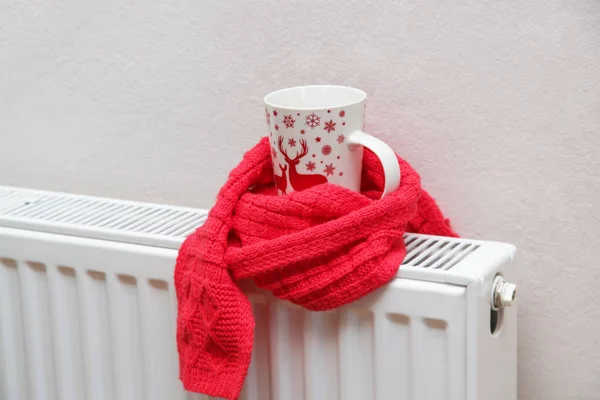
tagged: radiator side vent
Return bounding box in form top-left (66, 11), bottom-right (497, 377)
top-left (403, 235), bottom-right (480, 270)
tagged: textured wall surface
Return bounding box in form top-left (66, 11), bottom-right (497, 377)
top-left (1, 1), bottom-right (600, 398)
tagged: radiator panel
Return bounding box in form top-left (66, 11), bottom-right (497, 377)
top-left (0, 185), bottom-right (518, 400)
top-left (0, 228), bottom-right (469, 400)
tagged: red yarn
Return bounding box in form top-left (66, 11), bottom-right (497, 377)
top-left (174, 137), bottom-right (457, 399)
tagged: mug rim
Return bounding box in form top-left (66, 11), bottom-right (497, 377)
top-left (264, 85), bottom-right (367, 111)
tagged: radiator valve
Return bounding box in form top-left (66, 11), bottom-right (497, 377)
top-left (492, 276), bottom-right (517, 310)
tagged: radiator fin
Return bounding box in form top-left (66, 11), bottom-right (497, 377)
top-left (107, 273), bottom-right (144, 400)
top-left (268, 302), bottom-right (305, 400)
top-left (20, 262), bottom-right (58, 400)
top-left (375, 314), bottom-right (412, 399)
top-left (338, 309), bottom-right (375, 400)
top-left (0, 259), bottom-right (30, 400)
top-left (78, 270), bottom-right (114, 400)
top-left (48, 265), bottom-right (85, 400)
top-left (241, 302), bottom-right (272, 400)
top-left (303, 311), bottom-right (340, 400)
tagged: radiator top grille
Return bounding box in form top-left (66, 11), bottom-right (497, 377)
top-left (0, 185), bottom-right (483, 276)
top-left (0, 186), bottom-right (207, 248)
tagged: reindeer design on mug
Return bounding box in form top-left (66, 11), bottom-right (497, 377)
top-left (273, 164), bottom-right (288, 195)
top-left (278, 136), bottom-right (328, 192)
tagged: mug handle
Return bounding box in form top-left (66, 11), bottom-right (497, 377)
top-left (347, 131), bottom-right (401, 198)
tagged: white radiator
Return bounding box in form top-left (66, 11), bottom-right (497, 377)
top-left (0, 185), bottom-right (518, 400)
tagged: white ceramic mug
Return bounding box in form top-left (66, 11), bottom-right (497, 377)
top-left (264, 85), bottom-right (400, 197)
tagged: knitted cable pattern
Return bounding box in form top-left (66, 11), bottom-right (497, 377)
top-left (174, 137), bottom-right (457, 399)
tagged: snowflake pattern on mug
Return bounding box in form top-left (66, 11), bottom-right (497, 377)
top-left (323, 120), bottom-right (336, 133)
top-left (283, 115), bottom-right (295, 128)
top-left (268, 107), bottom-right (354, 193)
top-left (305, 113), bottom-right (321, 129)
top-left (323, 163), bottom-right (336, 176)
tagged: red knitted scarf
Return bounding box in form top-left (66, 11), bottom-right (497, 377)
top-left (174, 137), bottom-right (457, 399)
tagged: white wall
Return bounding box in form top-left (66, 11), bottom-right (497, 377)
top-left (2, 1), bottom-right (599, 398)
